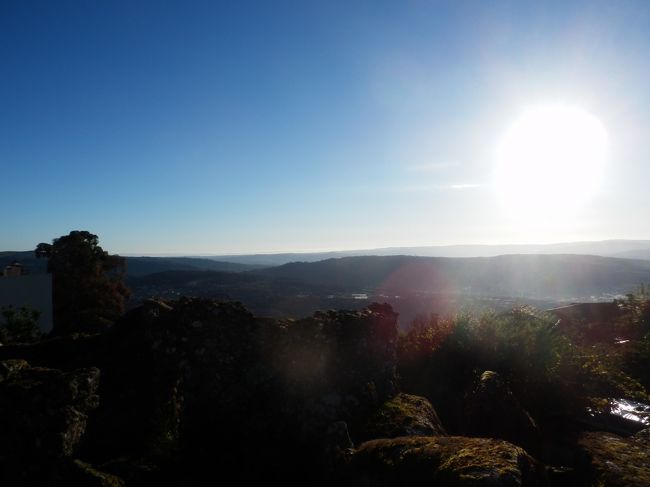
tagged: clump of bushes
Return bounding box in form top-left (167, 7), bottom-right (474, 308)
top-left (398, 305), bottom-right (648, 432)
top-left (617, 284), bottom-right (650, 335)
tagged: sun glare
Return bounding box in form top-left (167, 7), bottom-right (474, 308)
top-left (495, 104), bottom-right (609, 219)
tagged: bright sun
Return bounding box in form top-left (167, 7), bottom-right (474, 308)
top-left (495, 104), bottom-right (609, 219)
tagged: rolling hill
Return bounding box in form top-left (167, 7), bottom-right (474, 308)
top-left (252, 254), bottom-right (650, 300)
top-left (0, 252), bottom-right (261, 277)
top-left (124, 257), bottom-right (263, 276)
top-left (123, 254), bottom-right (650, 324)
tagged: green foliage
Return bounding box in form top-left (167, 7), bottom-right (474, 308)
top-left (608, 286), bottom-right (650, 391)
top-left (577, 343), bottom-right (648, 402)
top-left (620, 333), bottom-right (650, 392)
top-left (617, 284), bottom-right (650, 337)
top-left (0, 305), bottom-right (42, 344)
top-left (398, 312), bottom-right (480, 431)
top-left (483, 309), bottom-right (579, 392)
top-left (398, 305), bottom-right (649, 431)
top-left (35, 230), bottom-right (130, 335)
top-left (398, 313), bottom-right (453, 360)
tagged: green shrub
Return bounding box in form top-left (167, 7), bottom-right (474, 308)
top-left (397, 305), bottom-right (648, 431)
top-left (0, 305), bottom-right (43, 344)
top-left (621, 333), bottom-right (650, 393)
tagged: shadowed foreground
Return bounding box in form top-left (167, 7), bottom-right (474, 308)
top-left (0, 298), bottom-right (648, 486)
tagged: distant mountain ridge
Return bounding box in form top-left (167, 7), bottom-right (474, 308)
top-left (124, 257), bottom-right (264, 276)
top-left (205, 239), bottom-right (650, 266)
top-left (0, 252), bottom-right (261, 277)
top-left (5, 240), bottom-right (650, 271)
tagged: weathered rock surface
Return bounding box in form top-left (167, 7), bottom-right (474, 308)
top-left (577, 431), bottom-right (650, 487)
top-left (464, 371), bottom-right (541, 454)
top-left (0, 360), bottom-right (100, 485)
top-left (351, 435), bottom-right (548, 486)
top-left (267, 303), bottom-right (400, 438)
top-left (359, 393), bottom-right (446, 442)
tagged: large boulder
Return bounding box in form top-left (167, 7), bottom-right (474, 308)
top-left (464, 371), bottom-right (541, 454)
top-left (358, 393), bottom-right (446, 442)
top-left (351, 435), bottom-right (548, 486)
top-left (80, 298), bottom-right (193, 461)
top-left (577, 431), bottom-right (650, 487)
top-left (0, 360), bottom-right (100, 484)
top-left (265, 303), bottom-right (400, 438)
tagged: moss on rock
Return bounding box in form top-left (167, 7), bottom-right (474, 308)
top-left (351, 435), bottom-right (548, 486)
top-left (359, 393), bottom-right (446, 442)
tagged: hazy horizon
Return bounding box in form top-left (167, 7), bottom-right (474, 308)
top-left (6, 237), bottom-right (650, 259)
top-left (3, 2), bottom-right (650, 254)
top-left (125, 238), bottom-right (650, 257)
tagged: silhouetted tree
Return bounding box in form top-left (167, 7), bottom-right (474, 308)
top-left (35, 230), bottom-right (130, 334)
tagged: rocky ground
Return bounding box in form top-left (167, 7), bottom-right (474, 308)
top-left (0, 298), bottom-right (648, 486)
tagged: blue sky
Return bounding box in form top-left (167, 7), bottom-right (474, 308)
top-left (2, 1), bottom-right (650, 254)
